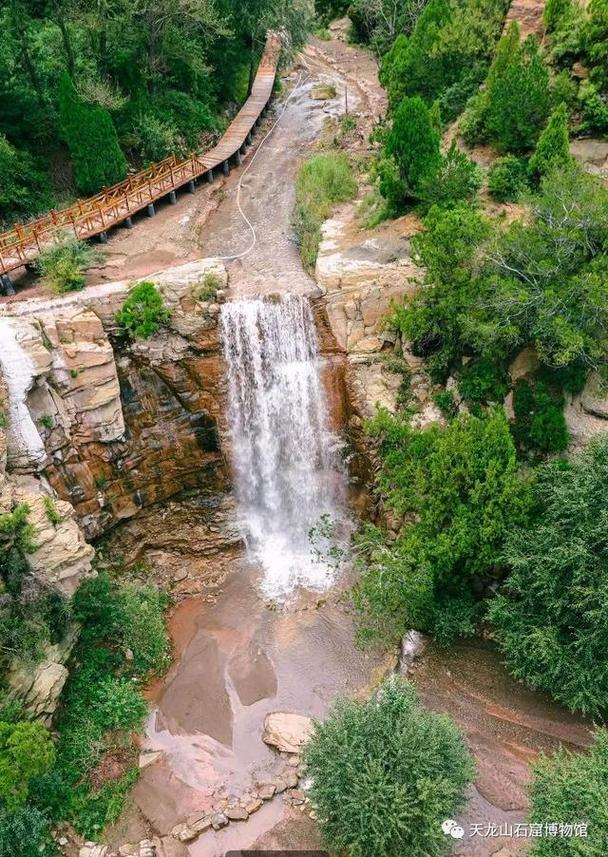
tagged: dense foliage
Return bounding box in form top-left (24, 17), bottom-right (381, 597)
top-left (0, 721), bottom-right (55, 811)
top-left (545, 0), bottom-right (608, 134)
top-left (58, 73), bottom-right (128, 196)
top-left (355, 408), bottom-right (530, 645)
top-left (0, 503), bottom-right (71, 675)
top-left (28, 571), bottom-right (169, 838)
top-left (115, 281), bottom-right (172, 340)
top-left (304, 678), bottom-right (474, 857)
top-left (528, 729), bottom-right (608, 856)
top-left (293, 152), bottom-right (357, 270)
top-left (391, 165), bottom-right (608, 383)
top-left (488, 438), bottom-right (608, 717)
top-left (380, 0), bottom-right (508, 120)
top-left (0, 0), bottom-right (312, 224)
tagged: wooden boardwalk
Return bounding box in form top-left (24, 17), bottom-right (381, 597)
top-left (0, 33), bottom-right (281, 278)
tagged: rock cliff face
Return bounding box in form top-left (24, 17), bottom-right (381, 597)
top-left (0, 259), bottom-right (237, 716)
top-left (0, 260), bottom-right (231, 543)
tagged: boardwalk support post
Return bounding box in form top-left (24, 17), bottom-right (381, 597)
top-left (147, 203), bottom-right (155, 217)
top-left (99, 231), bottom-right (108, 244)
top-left (124, 217), bottom-right (133, 229)
top-left (188, 180), bottom-right (196, 193)
top-left (169, 190), bottom-right (177, 205)
top-left (234, 150), bottom-right (242, 166)
top-left (247, 131), bottom-right (253, 145)
top-left (223, 161), bottom-right (230, 176)
top-left (207, 170), bottom-right (214, 184)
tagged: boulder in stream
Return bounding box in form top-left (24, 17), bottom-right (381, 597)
top-left (262, 712), bottom-right (314, 754)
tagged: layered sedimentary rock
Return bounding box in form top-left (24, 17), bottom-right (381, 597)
top-left (0, 260), bottom-right (230, 541)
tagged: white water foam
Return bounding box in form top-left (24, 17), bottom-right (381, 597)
top-left (221, 295), bottom-right (347, 598)
top-left (0, 317), bottom-right (46, 468)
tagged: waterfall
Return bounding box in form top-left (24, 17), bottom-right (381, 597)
top-left (221, 295), bottom-right (347, 598)
top-left (0, 317), bottom-right (46, 469)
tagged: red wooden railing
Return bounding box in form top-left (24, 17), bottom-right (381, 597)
top-left (0, 33), bottom-right (281, 276)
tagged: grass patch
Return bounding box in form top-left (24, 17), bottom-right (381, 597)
top-left (293, 151), bottom-right (357, 271)
top-left (36, 233), bottom-right (102, 294)
top-left (42, 496), bottom-right (61, 526)
top-left (358, 186), bottom-right (391, 229)
top-left (311, 83), bottom-right (337, 100)
top-left (315, 26), bottom-right (332, 40)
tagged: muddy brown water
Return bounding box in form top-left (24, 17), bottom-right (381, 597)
top-left (130, 558), bottom-right (388, 854)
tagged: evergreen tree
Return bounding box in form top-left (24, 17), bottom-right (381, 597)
top-left (385, 96), bottom-right (441, 200)
top-left (380, 0), bottom-right (453, 108)
top-left (485, 33), bottom-right (552, 151)
top-left (528, 102), bottom-right (572, 182)
top-left (543, 0), bottom-right (573, 31)
top-left (58, 72), bottom-right (127, 196)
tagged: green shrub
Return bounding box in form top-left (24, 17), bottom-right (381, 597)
top-left (512, 378), bottom-right (569, 454)
top-left (467, 22), bottom-right (552, 152)
top-left (73, 572), bottom-right (169, 680)
top-left (391, 204), bottom-right (491, 381)
top-left (380, 0), bottom-right (453, 108)
top-left (458, 358), bottom-right (509, 403)
top-left (544, 0), bottom-right (574, 31)
top-left (33, 572), bottom-right (168, 837)
top-left (469, 165), bottom-right (608, 372)
top-left (195, 271), bottom-right (222, 302)
top-left (488, 156), bottom-right (529, 201)
top-left (355, 408), bottom-right (530, 645)
top-left (293, 152), bottom-right (357, 270)
top-left (0, 136), bottom-right (53, 230)
top-left (528, 729), bottom-right (608, 855)
top-left (70, 768), bottom-right (139, 841)
top-left (0, 806), bottom-right (51, 857)
top-left (433, 389), bottom-right (458, 418)
top-left (58, 72), bottom-right (127, 196)
top-left (419, 141), bottom-right (483, 209)
top-left (115, 281), bottom-right (171, 340)
top-left (577, 79), bottom-right (608, 134)
top-left (380, 0), bottom-right (507, 113)
top-left (36, 234), bottom-right (101, 294)
top-left (305, 678), bottom-right (474, 857)
top-left (528, 102), bottom-right (572, 182)
top-left (488, 437), bottom-right (608, 716)
top-left (0, 721), bottom-right (55, 810)
top-left (486, 31), bottom-right (553, 152)
top-left (384, 96), bottom-right (441, 203)
top-left (375, 155), bottom-right (405, 217)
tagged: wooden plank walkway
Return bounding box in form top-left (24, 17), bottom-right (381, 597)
top-left (0, 33), bottom-right (281, 277)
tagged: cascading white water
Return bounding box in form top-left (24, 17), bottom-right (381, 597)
top-left (221, 295), bottom-right (347, 598)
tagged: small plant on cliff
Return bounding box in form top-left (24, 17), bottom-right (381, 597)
top-left (304, 678), bottom-right (474, 857)
top-left (528, 729), bottom-right (608, 855)
top-left (36, 233), bottom-right (102, 295)
top-left (293, 151), bottom-right (357, 271)
top-left (42, 496), bottom-right (61, 527)
top-left (115, 280), bottom-right (171, 340)
top-left (195, 271), bottom-right (222, 302)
